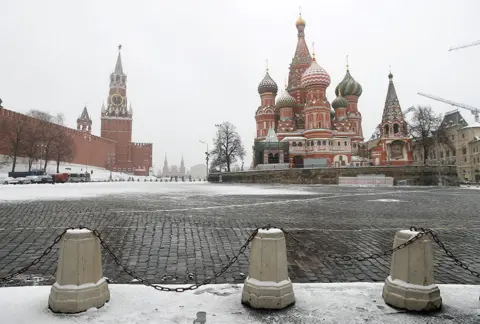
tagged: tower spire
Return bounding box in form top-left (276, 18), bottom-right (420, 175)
top-left (346, 54), bottom-right (349, 71)
top-left (115, 44), bottom-right (123, 74)
top-left (312, 42), bottom-right (316, 61)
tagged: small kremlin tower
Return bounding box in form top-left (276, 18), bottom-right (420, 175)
top-left (77, 106), bottom-right (92, 133)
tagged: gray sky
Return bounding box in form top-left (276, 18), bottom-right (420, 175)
top-left (1, 0), bottom-right (479, 169)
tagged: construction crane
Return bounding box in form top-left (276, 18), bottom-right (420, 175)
top-left (449, 40), bottom-right (480, 51)
top-left (418, 92), bottom-right (479, 123)
top-left (402, 106), bottom-right (415, 115)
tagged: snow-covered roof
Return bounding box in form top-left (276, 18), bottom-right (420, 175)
top-left (463, 122), bottom-right (480, 129)
top-left (264, 127), bottom-right (279, 143)
top-left (280, 136), bottom-right (306, 142)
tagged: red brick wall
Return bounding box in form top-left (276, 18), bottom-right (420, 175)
top-left (0, 108), bottom-right (115, 168)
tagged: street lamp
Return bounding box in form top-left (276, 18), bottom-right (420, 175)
top-left (107, 152), bottom-right (115, 181)
top-left (84, 134), bottom-right (92, 173)
top-left (214, 124), bottom-right (223, 183)
top-left (36, 143), bottom-right (46, 171)
top-left (199, 140), bottom-right (210, 179)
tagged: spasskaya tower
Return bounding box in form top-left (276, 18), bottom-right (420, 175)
top-left (99, 45), bottom-right (152, 175)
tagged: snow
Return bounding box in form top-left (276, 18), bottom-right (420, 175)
top-left (386, 276), bottom-right (437, 290)
top-left (67, 229), bottom-right (92, 234)
top-left (53, 278), bottom-right (106, 290)
top-left (245, 277), bottom-right (291, 287)
top-left (368, 199), bottom-right (403, 202)
top-left (258, 228), bottom-right (283, 234)
top-left (0, 182), bottom-right (315, 202)
top-left (1, 283), bottom-right (479, 323)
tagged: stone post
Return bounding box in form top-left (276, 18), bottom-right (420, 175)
top-left (241, 228), bottom-right (295, 309)
top-left (382, 229), bottom-right (442, 311)
top-left (48, 229), bottom-right (110, 313)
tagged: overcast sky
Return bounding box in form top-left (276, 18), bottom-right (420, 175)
top-left (1, 0), bottom-right (479, 169)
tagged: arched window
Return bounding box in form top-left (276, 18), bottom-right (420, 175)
top-left (322, 140), bottom-right (326, 146)
top-left (344, 141), bottom-right (347, 146)
top-left (393, 123), bottom-right (399, 134)
top-left (338, 141), bottom-right (341, 146)
top-left (318, 122), bottom-right (322, 128)
top-left (384, 124), bottom-right (389, 135)
top-left (298, 142), bottom-right (303, 147)
top-left (317, 141), bottom-right (321, 146)
top-left (292, 142), bottom-right (297, 147)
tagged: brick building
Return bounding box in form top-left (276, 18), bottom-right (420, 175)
top-left (0, 46), bottom-right (153, 176)
top-left (253, 14), bottom-right (368, 169)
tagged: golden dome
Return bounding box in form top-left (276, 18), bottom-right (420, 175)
top-left (296, 15), bottom-right (305, 26)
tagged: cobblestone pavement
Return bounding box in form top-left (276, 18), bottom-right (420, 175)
top-left (0, 183), bottom-right (479, 287)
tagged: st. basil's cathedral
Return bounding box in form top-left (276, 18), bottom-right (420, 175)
top-left (253, 14), bottom-right (413, 168)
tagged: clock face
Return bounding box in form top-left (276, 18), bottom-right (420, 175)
top-left (112, 94), bottom-right (123, 106)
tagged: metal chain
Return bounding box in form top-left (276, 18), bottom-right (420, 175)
top-left (0, 228), bottom-right (72, 283)
top-left (88, 226), bottom-right (259, 292)
top-left (427, 229), bottom-right (480, 278)
top-left (284, 226), bottom-right (430, 262)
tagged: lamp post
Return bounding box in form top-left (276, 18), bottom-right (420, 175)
top-left (214, 124), bottom-right (223, 183)
top-left (107, 152), bottom-right (115, 181)
top-left (199, 140), bottom-right (210, 179)
top-left (84, 134), bottom-right (92, 173)
top-left (37, 143), bottom-right (47, 171)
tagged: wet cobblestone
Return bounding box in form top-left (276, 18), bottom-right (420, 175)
top-left (0, 184), bottom-right (479, 286)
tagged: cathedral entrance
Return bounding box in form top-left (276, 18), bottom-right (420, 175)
top-left (293, 155), bottom-right (304, 168)
top-left (267, 152), bottom-right (280, 164)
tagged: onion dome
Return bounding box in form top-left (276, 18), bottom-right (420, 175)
top-left (258, 71), bottom-right (278, 94)
top-left (296, 15), bottom-right (306, 28)
top-left (334, 69), bottom-right (362, 97)
top-left (276, 90), bottom-right (297, 108)
top-left (331, 94), bottom-right (349, 109)
top-left (301, 57), bottom-right (331, 88)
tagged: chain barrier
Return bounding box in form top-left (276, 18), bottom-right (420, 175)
top-left (89, 226), bottom-right (259, 292)
top-left (426, 228), bottom-right (480, 278)
top-left (1, 225), bottom-right (479, 289)
top-left (0, 227), bottom-right (73, 283)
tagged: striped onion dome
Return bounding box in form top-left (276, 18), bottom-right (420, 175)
top-left (334, 70), bottom-right (362, 97)
top-left (276, 90), bottom-right (297, 108)
top-left (301, 58), bottom-right (331, 88)
top-left (258, 71), bottom-right (278, 94)
top-left (331, 94), bottom-right (349, 109)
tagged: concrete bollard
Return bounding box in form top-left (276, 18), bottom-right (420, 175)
top-left (48, 229), bottom-right (110, 313)
top-left (241, 228), bottom-right (294, 309)
top-left (382, 229), bottom-right (442, 311)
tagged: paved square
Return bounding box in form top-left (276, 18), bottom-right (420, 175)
top-left (0, 182), bottom-right (479, 287)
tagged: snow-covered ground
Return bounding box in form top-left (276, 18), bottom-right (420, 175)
top-left (0, 182), bottom-right (316, 202)
top-left (0, 283), bottom-right (479, 323)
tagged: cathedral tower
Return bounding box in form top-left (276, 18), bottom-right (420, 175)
top-left (287, 13), bottom-right (312, 109)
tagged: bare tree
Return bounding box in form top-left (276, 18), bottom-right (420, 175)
top-left (51, 131), bottom-right (76, 173)
top-left (211, 122), bottom-right (246, 172)
top-left (22, 126), bottom-right (41, 171)
top-left (0, 118), bottom-right (27, 172)
top-left (27, 110), bottom-right (64, 170)
top-left (408, 105), bottom-right (452, 164)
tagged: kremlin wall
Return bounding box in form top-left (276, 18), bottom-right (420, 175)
top-left (0, 47), bottom-right (153, 176)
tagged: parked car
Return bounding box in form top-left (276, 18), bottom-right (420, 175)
top-left (1, 177), bottom-right (19, 185)
top-left (26, 175), bottom-right (42, 183)
top-left (16, 177), bottom-right (32, 184)
top-left (54, 173), bottom-right (69, 183)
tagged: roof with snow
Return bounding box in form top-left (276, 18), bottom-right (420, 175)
top-left (264, 128), bottom-right (279, 143)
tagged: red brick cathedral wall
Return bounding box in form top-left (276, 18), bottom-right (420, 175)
top-left (0, 108), bottom-right (115, 169)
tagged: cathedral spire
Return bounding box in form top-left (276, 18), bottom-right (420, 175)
top-left (288, 12), bottom-right (312, 90)
top-left (115, 44), bottom-right (123, 74)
